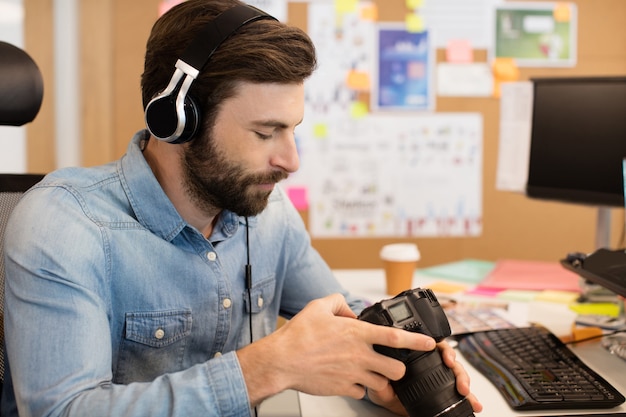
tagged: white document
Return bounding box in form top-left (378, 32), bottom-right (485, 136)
top-left (436, 63), bottom-right (493, 97)
top-left (495, 81), bottom-right (533, 193)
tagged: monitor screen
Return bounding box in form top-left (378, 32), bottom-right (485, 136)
top-left (526, 76), bottom-right (626, 207)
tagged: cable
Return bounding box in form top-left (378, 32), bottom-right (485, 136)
top-left (245, 216), bottom-right (253, 343)
top-left (245, 216), bottom-right (258, 417)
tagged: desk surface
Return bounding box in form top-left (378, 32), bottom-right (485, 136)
top-left (261, 269), bottom-right (626, 417)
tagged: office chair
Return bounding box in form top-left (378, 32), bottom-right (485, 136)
top-left (0, 40), bottom-right (45, 396)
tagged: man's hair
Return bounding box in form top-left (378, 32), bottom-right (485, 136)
top-left (141, 0), bottom-right (317, 134)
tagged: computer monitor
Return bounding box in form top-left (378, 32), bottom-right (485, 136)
top-left (526, 76), bottom-right (626, 249)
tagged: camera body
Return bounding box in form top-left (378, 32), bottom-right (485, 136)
top-left (359, 288), bottom-right (474, 417)
top-left (359, 288), bottom-right (450, 342)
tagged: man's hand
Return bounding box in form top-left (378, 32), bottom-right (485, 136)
top-left (367, 340), bottom-right (484, 416)
top-left (237, 293), bottom-right (438, 406)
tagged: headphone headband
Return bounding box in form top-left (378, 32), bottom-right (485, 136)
top-left (145, 4), bottom-right (277, 144)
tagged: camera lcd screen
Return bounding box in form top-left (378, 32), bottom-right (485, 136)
top-left (389, 301), bottom-right (412, 322)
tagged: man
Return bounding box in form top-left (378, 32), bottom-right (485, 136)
top-left (2, 1), bottom-right (482, 416)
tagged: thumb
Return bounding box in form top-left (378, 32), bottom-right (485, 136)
top-left (325, 293), bottom-right (358, 319)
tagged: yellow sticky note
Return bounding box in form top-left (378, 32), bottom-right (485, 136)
top-left (349, 101), bottom-right (369, 119)
top-left (553, 3), bottom-right (571, 22)
top-left (406, 0), bottom-right (424, 9)
top-left (569, 303), bottom-right (621, 317)
top-left (346, 70), bottom-right (371, 91)
top-left (405, 13), bottom-right (425, 33)
top-left (360, 3), bottom-right (378, 21)
top-left (425, 281), bottom-right (468, 294)
top-left (335, 0), bottom-right (358, 14)
top-left (535, 290), bottom-right (580, 304)
top-left (313, 123), bottom-right (328, 139)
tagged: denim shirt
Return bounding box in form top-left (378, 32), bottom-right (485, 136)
top-left (2, 130), bottom-right (365, 417)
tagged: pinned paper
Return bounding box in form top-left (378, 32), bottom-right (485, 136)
top-left (492, 58), bottom-right (520, 98)
top-left (446, 39), bottom-right (473, 63)
top-left (405, 13), bottom-right (425, 33)
top-left (346, 70), bottom-right (371, 91)
top-left (286, 186), bottom-right (309, 211)
top-left (553, 3), bottom-right (572, 22)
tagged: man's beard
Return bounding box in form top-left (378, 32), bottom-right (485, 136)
top-left (182, 135), bottom-right (288, 217)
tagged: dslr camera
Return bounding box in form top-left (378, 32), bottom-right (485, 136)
top-left (358, 288), bottom-right (474, 417)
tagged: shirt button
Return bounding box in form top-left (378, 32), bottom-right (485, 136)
top-left (207, 251), bottom-right (217, 261)
top-left (214, 352), bottom-right (222, 358)
top-left (222, 298), bottom-right (232, 309)
top-left (154, 328), bottom-right (165, 339)
top-left (257, 296), bottom-right (264, 308)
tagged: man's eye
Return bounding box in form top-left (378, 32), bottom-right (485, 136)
top-left (255, 132), bottom-right (272, 140)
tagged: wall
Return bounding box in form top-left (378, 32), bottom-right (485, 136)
top-left (24, 0), bottom-right (626, 268)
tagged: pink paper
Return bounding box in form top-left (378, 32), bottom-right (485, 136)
top-left (475, 259), bottom-right (581, 293)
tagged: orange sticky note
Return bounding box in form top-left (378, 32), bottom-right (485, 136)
top-left (492, 58), bottom-right (520, 98)
top-left (346, 70), bottom-right (371, 91)
top-left (360, 3), bottom-right (378, 21)
top-left (553, 3), bottom-right (571, 22)
top-left (446, 39), bottom-right (473, 63)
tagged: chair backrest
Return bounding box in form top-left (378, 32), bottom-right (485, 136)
top-left (0, 40), bottom-right (45, 396)
top-left (0, 41), bottom-right (44, 126)
top-left (0, 174), bottom-right (44, 390)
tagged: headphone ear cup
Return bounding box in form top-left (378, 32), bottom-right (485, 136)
top-left (145, 92), bottom-right (201, 144)
top-left (173, 94), bottom-right (201, 144)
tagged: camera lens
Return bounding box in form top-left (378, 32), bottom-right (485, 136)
top-left (391, 350), bottom-right (475, 417)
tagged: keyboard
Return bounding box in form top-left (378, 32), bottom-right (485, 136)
top-left (457, 325), bottom-right (625, 411)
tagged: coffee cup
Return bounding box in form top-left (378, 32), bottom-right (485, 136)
top-left (380, 243), bottom-right (420, 295)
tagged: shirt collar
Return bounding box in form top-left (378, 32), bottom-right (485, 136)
top-left (118, 130), bottom-right (257, 242)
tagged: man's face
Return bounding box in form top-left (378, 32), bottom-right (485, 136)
top-left (182, 82), bottom-right (304, 217)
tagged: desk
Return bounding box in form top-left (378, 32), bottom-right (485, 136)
top-left (261, 269), bottom-right (626, 417)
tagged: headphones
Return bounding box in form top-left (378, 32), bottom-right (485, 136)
top-left (144, 4), bottom-right (277, 144)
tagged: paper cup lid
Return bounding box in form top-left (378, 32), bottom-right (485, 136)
top-left (379, 243), bottom-right (420, 262)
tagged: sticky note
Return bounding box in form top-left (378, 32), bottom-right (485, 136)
top-left (553, 3), bottom-right (572, 22)
top-left (492, 58), bottom-right (520, 98)
top-left (405, 13), bottom-right (425, 33)
top-left (535, 290), bottom-right (580, 304)
top-left (286, 186), bottom-right (308, 210)
top-left (360, 3), bottom-right (378, 21)
top-left (313, 123), bottom-right (328, 139)
top-left (335, 0), bottom-right (358, 14)
top-left (406, 0), bottom-right (424, 9)
top-left (425, 281), bottom-right (468, 294)
top-left (346, 70), bottom-right (371, 91)
top-left (446, 39), bottom-right (473, 63)
top-left (349, 101), bottom-right (369, 119)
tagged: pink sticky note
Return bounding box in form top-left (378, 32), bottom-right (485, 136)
top-left (286, 186), bottom-right (308, 210)
top-left (446, 39), bottom-right (473, 63)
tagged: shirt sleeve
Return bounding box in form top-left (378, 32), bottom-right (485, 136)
top-left (270, 187), bottom-right (368, 318)
top-left (3, 185), bottom-right (254, 417)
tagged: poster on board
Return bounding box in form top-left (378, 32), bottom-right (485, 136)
top-left (373, 25), bottom-right (434, 111)
top-left (493, 2), bottom-right (577, 67)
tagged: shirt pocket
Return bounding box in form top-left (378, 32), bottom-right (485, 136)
top-left (114, 309), bottom-right (192, 384)
top-left (243, 275), bottom-right (275, 314)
